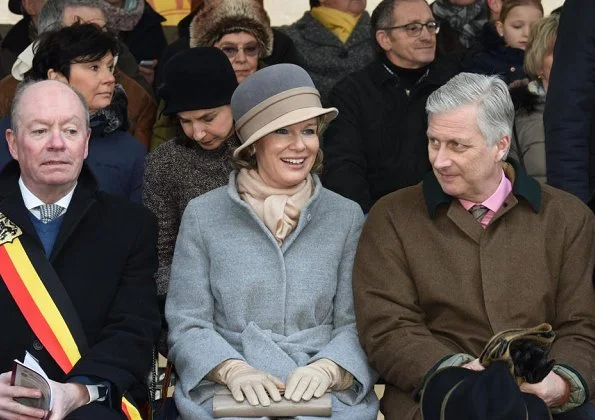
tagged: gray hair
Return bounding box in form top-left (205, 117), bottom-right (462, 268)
top-left (426, 73), bottom-right (514, 150)
top-left (11, 80), bottom-right (90, 133)
top-left (38, 0), bottom-right (106, 34)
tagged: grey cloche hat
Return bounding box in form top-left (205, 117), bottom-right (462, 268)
top-left (231, 64), bottom-right (338, 157)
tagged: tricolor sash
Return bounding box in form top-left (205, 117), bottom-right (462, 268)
top-left (0, 212), bottom-right (142, 419)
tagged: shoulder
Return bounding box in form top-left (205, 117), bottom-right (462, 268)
top-left (369, 183), bottom-right (426, 221)
top-left (317, 186), bottom-right (363, 217)
top-left (281, 12), bottom-right (315, 34)
top-left (332, 60), bottom-right (380, 92)
top-left (100, 131), bottom-right (147, 155)
top-left (95, 190), bottom-right (157, 227)
top-left (540, 185), bottom-right (594, 223)
top-left (184, 184), bottom-right (230, 214)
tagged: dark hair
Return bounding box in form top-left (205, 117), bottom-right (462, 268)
top-left (310, 0), bottom-right (320, 7)
top-left (28, 22), bottom-right (118, 80)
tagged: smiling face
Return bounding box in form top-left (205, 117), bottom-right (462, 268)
top-left (376, 0), bottom-right (436, 69)
top-left (319, 0), bottom-right (366, 16)
top-left (6, 81), bottom-right (90, 203)
top-left (254, 118), bottom-right (320, 189)
top-left (214, 32), bottom-right (260, 83)
top-left (177, 105), bottom-right (233, 150)
top-left (496, 5), bottom-right (543, 50)
top-left (427, 104), bottom-right (509, 202)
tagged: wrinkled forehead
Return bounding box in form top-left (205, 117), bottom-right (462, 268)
top-left (16, 83), bottom-right (87, 128)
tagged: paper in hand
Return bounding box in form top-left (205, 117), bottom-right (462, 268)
top-left (11, 351), bottom-right (53, 412)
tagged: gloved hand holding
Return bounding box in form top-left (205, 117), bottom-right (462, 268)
top-left (284, 359), bottom-right (354, 402)
top-left (207, 359), bottom-right (283, 406)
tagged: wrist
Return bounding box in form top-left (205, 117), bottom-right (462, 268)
top-left (68, 382), bottom-right (90, 408)
top-left (553, 376), bottom-right (571, 408)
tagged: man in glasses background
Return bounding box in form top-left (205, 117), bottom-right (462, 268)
top-left (322, 0), bottom-right (461, 214)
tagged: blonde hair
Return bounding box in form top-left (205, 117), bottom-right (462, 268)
top-left (524, 14), bottom-right (559, 79)
top-left (232, 116), bottom-right (328, 172)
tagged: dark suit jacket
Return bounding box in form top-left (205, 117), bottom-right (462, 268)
top-left (0, 161), bottom-right (160, 411)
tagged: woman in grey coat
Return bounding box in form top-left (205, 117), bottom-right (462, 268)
top-left (165, 63), bottom-right (379, 419)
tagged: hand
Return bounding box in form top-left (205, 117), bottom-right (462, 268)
top-left (285, 359), bottom-right (352, 402)
top-left (0, 371), bottom-right (47, 419)
top-left (520, 371), bottom-right (569, 408)
top-left (222, 361), bottom-right (283, 406)
top-left (46, 380), bottom-right (88, 420)
top-left (461, 358), bottom-right (485, 371)
top-left (285, 365), bottom-right (333, 402)
top-left (138, 59), bottom-right (157, 85)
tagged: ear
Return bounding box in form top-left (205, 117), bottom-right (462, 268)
top-left (83, 128), bottom-right (90, 160)
top-left (375, 30), bottom-right (392, 53)
top-left (495, 20), bottom-right (504, 37)
top-left (496, 134), bottom-right (511, 161)
top-left (6, 128), bottom-right (18, 161)
top-left (47, 69), bottom-right (68, 83)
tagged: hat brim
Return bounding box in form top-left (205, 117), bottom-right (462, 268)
top-left (420, 367), bottom-right (475, 420)
top-left (233, 106), bottom-right (338, 157)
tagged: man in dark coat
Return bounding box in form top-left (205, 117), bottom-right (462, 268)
top-left (0, 80), bottom-right (159, 419)
top-left (544, 0), bottom-right (595, 203)
top-left (322, 0), bottom-right (460, 213)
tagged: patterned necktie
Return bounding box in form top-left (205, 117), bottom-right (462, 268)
top-left (36, 204), bottom-right (63, 224)
top-left (469, 204), bottom-right (489, 224)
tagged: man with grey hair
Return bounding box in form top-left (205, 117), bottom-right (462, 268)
top-left (353, 73), bottom-right (595, 419)
top-left (321, 0), bottom-right (460, 213)
top-left (0, 80), bottom-right (159, 420)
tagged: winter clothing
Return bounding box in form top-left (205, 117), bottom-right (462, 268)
top-left (165, 172), bottom-right (379, 419)
top-left (0, 15), bottom-right (33, 79)
top-left (0, 161), bottom-right (160, 415)
top-left (0, 71), bottom-right (155, 148)
top-left (322, 56), bottom-right (461, 213)
top-left (279, 11), bottom-right (374, 104)
top-left (544, 0), bottom-right (595, 202)
top-left (465, 45), bottom-right (527, 85)
top-left (189, 0), bottom-right (273, 58)
top-left (117, 0), bottom-right (167, 61)
top-left (142, 134), bottom-right (238, 331)
top-left (0, 88), bottom-right (146, 202)
top-left (510, 81), bottom-right (547, 183)
top-left (160, 47), bottom-right (237, 116)
top-left (432, 0), bottom-right (488, 53)
top-left (231, 63), bottom-right (337, 156)
top-left (353, 162), bottom-right (595, 419)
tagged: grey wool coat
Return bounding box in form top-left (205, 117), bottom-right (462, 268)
top-left (165, 172), bottom-right (379, 419)
top-left (279, 12), bottom-right (375, 104)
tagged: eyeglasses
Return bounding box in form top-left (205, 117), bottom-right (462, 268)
top-left (218, 44), bottom-right (260, 59)
top-left (381, 21), bottom-right (440, 37)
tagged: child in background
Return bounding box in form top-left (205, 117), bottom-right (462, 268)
top-left (465, 0), bottom-right (543, 85)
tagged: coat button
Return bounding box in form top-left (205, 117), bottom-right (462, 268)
top-left (307, 213), bottom-right (312, 221)
top-left (33, 340), bottom-right (43, 351)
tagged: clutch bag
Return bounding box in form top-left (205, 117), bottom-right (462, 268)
top-left (212, 389), bottom-right (332, 418)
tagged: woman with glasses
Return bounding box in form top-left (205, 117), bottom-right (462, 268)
top-left (143, 47), bottom-right (239, 356)
top-left (150, 0), bottom-right (271, 150)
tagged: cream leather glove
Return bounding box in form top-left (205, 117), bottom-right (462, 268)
top-left (207, 359), bottom-right (283, 406)
top-left (284, 359), bottom-right (354, 402)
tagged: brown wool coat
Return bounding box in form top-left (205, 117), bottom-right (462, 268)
top-left (0, 70), bottom-right (155, 148)
top-left (353, 166), bottom-right (595, 419)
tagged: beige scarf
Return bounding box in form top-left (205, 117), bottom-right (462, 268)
top-left (237, 169), bottom-right (314, 245)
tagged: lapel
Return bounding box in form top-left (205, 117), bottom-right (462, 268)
top-left (0, 161), bottom-right (99, 262)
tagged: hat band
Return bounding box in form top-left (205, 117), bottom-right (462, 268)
top-left (236, 87), bottom-right (322, 144)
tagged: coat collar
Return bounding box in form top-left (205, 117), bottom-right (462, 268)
top-left (0, 161), bottom-right (99, 260)
top-left (423, 159), bottom-right (541, 218)
top-left (371, 53), bottom-right (460, 91)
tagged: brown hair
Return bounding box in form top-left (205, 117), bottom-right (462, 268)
top-left (524, 13), bottom-right (559, 79)
top-left (499, 0), bottom-right (543, 24)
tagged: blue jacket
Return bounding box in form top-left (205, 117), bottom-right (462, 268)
top-left (544, 0), bottom-right (595, 202)
top-left (0, 117), bottom-right (146, 202)
top-left (465, 46), bottom-right (526, 85)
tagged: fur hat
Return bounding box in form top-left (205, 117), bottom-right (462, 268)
top-left (189, 0), bottom-right (273, 58)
